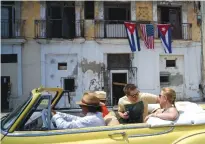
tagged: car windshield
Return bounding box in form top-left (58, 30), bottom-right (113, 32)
top-left (1, 95), bottom-right (32, 131)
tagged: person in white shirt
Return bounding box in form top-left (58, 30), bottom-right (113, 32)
top-left (51, 92), bottom-right (106, 129)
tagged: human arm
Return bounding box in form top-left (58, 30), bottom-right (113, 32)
top-left (141, 93), bottom-right (160, 104)
top-left (52, 110), bottom-right (81, 122)
top-left (145, 108), bottom-right (179, 121)
top-left (118, 101), bottom-right (129, 119)
top-left (51, 113), bottom-right (87, 129)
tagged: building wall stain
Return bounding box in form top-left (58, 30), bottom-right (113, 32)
top-left (89, 78), bottom-right (100, 91)
top-left (170, 73), bottom-right (184, 86)
top-left (84, 20), bottom-right (95, 40)
top-left (80, 58), bottom-right (102, 74)
top-left (95, 1), bottom-right (104, 20)
top-left (80, 58), bottom-right (104, 91)
top-left (187, 3), bottom-right (201, 42)
top-left (72, 63), bottom-right (78, 75)
top-left (21, 1), bottom-right (40, 39)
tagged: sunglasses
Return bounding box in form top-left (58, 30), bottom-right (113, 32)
top-left (159, 94), bottom-right (165, 98)
top-left (129, 91), bottom-right (139, 98)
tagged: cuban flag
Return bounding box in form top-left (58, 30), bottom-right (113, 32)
top-left (157, 24), bottom-right (172, 53)
top-left (124, 22), bottom-right (141, 52)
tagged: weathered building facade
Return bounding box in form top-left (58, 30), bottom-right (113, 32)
top-left (1, 1), bottom-right (203, 110)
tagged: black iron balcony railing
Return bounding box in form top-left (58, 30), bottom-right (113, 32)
top-left (35, 19), bottom-right (84, 39)
top-left (94, 20), bottom-right (192, 40)
top-left (95, 20), bottom-right (129, 38)
top-left (1, 19), bottom-right (26, 39)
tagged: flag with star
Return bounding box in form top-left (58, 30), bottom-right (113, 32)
top-left (157, 24), bottom-right (172, 53)
top-left (124, 22), bottom-right (141, 52)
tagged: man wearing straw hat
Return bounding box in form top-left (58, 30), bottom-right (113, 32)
top-left (51, 92), bottom-right (105, 129)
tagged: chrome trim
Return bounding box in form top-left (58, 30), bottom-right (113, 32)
top-left (128, 126), bottom-right (174, 138)
top-left (7, 124), bottom-right (150, 137)
top-left (108, 131), bottom-right (126, 139)
top-left (1, 129), bottom-right (7, 135)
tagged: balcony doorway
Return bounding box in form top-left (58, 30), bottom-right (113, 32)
top-left (46, 1), bottom-right (76, 39)
top-left (111, 70), bottom-right (128, 106)
top-left (158, 6), bottom-right (182, 39)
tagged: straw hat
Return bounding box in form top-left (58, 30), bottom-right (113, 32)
top-left (76, 92), bottom-right (100, 107)
top-left (95, 91), bottom-right (106, 101)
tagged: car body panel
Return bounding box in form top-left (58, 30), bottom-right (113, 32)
top-left (172, 130), bottom-right (205, 144)
top-left (2, 124), bottom-right (205, 144)
top-left (1, 87), bottom-right (205, 144)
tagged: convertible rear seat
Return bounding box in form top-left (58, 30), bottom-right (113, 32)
top-left (147, 101), bottom-right (205, 127)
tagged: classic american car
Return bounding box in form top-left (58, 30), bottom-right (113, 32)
top-left (1, 87), bottom-right (205, 144)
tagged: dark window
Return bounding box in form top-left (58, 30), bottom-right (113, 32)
top-left (107, 54), bottom-right (130, 68)
top-left (1, 54), bottom-right (17, 63)
top-left (160, 76), bottom-right (169, 83)
top-left (58, 62), bottom-right (67, 70)
top-left (1, 1), bottom-right (15, 5)
top-left (84, 1), bottom-right (94, 19)
top-left (1, 2), bottom-right (15, 38)
top-left (158, 6), bottom-right (181, 39)
top-left (166, 60), bottom-right (176, 67)
top-left (46, 1), bottom-right (76, 39)
top-left (64, 78), bottom-right (75, 92)
top-left (104, 2), bottom-right (130, 21)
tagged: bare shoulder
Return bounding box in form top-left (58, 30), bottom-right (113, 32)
top-left (167, 107), bottom-right (178, 113)
top-left (118, 96), bottom-right (127, 104)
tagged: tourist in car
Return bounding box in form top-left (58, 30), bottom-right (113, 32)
top-left (145, 87), bottom-right (179, 122)
top-left (95, 91), bottom-right (109, 117)
top-left (118, 84), bottom-right (160, 124)
top-left (51, 92), bottom-right (105, 129)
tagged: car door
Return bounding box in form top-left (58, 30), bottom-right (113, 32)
top-left (2, 123), bottom-right (176, 144)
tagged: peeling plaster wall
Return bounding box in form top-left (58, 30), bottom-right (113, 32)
top-left (41, 41), bottom-right (105, 107)
top-left (95, 1), bottom-right (104, 20)
top-left (1, 45), bottom-right (22, 110)
top-left (187, 3), bottom-right (201, 42)
top-left (21, 1), bottom-right (41, 39)
top-left (21, 1), bottom-right (41, 99)
top-left (22, 40), bottom-right (41, 99)
top-left (159, 55), bottom-right (185, 100)
top-left (84, 20), bottom-right (95, 40)
top-left (41, 40), bottom-right (202, 107)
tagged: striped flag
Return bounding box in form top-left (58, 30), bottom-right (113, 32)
top-left (124, 22), bottom-right (141, 52)
top-left (140, 24), bottom-right (154, 49)
top-left (157, 24), bottom-right (172, 53)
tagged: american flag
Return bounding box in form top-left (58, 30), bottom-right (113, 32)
top-left (140, 24), bottom-right (154, 49)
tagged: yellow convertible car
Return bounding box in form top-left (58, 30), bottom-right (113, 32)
top-left (1, 87), bottom-right (205, 144)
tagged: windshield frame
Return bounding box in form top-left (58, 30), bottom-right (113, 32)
top-left (1, 94), bottom-right (32, 132)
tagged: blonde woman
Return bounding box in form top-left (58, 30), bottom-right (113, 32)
top-left (145, 88), bottom-right (179, 122)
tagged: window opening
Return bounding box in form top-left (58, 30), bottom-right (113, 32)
top-left (84, 1), bottom-right (94, 19)
top-left (166, 60), bottom-right (176, 67)
top-left (58, 62), bottom-right (67, 70)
